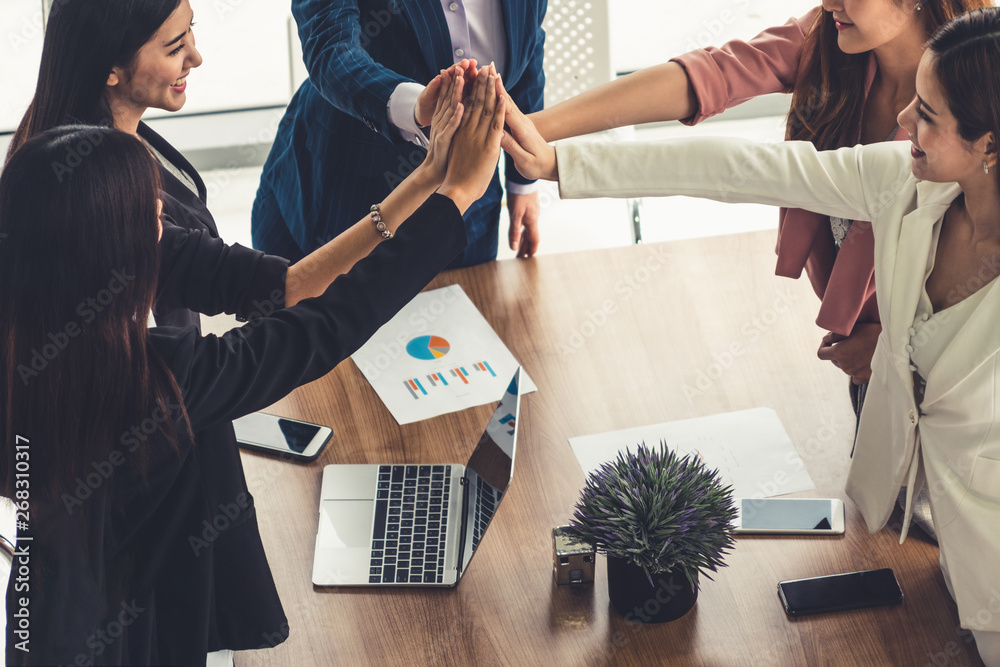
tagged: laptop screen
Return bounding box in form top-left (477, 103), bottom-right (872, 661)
top-left (457, 370), bottom-right (521, 575)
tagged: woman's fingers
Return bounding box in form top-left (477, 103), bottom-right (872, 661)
top-left (464, 59), bottom-right (479, 83)
top-left (472, 65), bottom-right (490, 112)
top-left (435, 84), bottom-right (456, 130)
top-left (482, 70), bottom-right (499, 134)
top-left (452, 70), bottom-right (465, 109)
top-left (433, 71), bottom-right (452, 120)
top-left (438, 101), bottom-right (464, 152)
top-left (490, 93), bottom-right (507, 146)
top-left (460, 67), bottom-right (488, 130)
top-left (499, 123), bottom-right (532, 170)
top-left (500, 91), bottom-right (533, 147)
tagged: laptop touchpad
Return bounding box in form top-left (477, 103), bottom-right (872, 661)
top-left (319, 500), bottom-right (374, 549)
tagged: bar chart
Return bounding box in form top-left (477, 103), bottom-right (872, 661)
top-left (403, 361), bottom-right (499, 399)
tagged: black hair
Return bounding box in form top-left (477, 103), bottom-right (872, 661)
top-left (6, 0), bottom-right (181, 162)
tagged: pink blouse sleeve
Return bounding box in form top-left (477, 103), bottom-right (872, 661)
top-left (670, 8), bottom-right (820, 125)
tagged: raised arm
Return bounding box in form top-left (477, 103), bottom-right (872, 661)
top-left (156, 223), bottom-right (289, 319)
top-left (530, 63), bottom-right (697, 142)
top-left (554, 137), bottom-right (910, 224)
top-left (293, 0), bottom-right (422, 141)
top-left (530, 9), bottom-right (816, 142)
top-left (158, 195), bottom-right (466, 430)
top-left (160, 67), bottom-right (507, 430)
top-left (503, 92), bottom-right (912, 225)
top-left (282, 68), bottom-right (467, 304)
top-left (505, 7), bottom-right (546, 189)
top-left (155, 70), bottom-right (466, 315)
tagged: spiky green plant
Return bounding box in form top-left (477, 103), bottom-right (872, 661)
top-left (566, 441), bottom-right (737, 589)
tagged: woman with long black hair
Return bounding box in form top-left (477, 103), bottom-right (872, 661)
top-left (8, 0), bottom-right (469, 330)
top-left (1, 63), bottom-right (506, 663)
top-left (5, 6), bottom-right (484, 663)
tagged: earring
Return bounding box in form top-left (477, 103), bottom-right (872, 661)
top-left (915, 0), bottom-right (922, 9)
top-left (985, 161), bottom-right (990, 175)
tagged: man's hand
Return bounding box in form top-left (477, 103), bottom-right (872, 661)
top-left (415, 60), bottom-right (479, 128)
top-left (817, 322), bottom-right (882, 384)
top-left (507, 191), bottom-right (540, 258)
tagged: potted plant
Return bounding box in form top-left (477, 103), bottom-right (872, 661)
top-left (566, 442), bottom-right (737, 623)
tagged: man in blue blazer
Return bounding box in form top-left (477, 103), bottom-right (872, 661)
top-left (252, 0), bottom-right (547, 267)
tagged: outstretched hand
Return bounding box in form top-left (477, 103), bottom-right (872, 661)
top-left (422, 69), bottom-right (465, 184)
top-left (416, 60), bottom-right (479, 127)
top-left (438, 64), bottom-right (507, 214)
top-left (499, 84), bottom-right (558, 182)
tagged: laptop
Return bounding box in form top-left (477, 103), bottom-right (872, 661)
top-left (312, 368), bottom-right (522, 587)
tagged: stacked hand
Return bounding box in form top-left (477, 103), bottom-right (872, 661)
top-left (416, 59), bottom-right (480, 128)
top-left (418, 61), bottom-right (544, 257)
top-left (497, 87), bottom-right (558, 183)
top-left (437, 64), bottom-right (507, 215)
top-left (422, 67), bottom-right (466, 184)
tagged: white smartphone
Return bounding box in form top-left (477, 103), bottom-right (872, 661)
top-left (233, 412), bottom-right (333, 463)
top-left (733, 497), bottom-right (845, 535)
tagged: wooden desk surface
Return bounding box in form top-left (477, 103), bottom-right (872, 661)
top-left (238, 231), bottom-right (982, 666)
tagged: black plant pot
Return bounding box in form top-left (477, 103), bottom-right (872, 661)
top-left (606, 556), bottom-right (698, 623)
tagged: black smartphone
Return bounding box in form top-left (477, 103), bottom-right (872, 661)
top-left (233, 412), bottom-right (333, 462)
top-left (778, 568), bottom-right (903, 616)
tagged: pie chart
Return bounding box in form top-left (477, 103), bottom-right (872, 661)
top-left (406, 335), bottom-right (451, 360)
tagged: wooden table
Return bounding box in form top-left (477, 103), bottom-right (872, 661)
top-left (238, 231), bottom-right (982, 666)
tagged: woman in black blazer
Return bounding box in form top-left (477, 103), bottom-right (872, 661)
top-left (1, 62), bottom-right (507, 667)
top-left (5, 2), bottom-right (479, 662)
top-left (7, 0), bottom-right (467, 330)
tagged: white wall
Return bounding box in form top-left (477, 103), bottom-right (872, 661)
top-left (1, 0), bottom-right (46, 132)
top-left (610, 0), bottom-right (813, 74)
top-left (147, 0), bottom-right (294, 118)
top-left (0, 0), bottom-right (295, 130)
top-left (1, 0), bottom-right (811, 133)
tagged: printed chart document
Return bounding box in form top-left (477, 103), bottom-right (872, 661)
top-left (569, 408), bottom-right (815, 499)
top-left (352, 285), bottom-right (536, 424)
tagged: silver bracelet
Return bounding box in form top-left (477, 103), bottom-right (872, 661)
top-left (370, 203), bottom-right (392, 240)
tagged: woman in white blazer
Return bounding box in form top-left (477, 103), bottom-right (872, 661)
top-left (503, 7), bottom-right (1000, 666)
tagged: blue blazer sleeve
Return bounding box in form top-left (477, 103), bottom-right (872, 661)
top-left (505, 0), bottom-right (547, 186)
top-left (154, 194), bottom-right (467, 431)
top-left (293, 0), bottom-right (414, 141)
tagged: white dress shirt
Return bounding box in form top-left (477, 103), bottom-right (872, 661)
top-left (386, 0), bottom-right (536, 194)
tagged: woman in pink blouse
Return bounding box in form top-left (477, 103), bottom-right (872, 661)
top-left (530, 0), bottom-right (986, 422)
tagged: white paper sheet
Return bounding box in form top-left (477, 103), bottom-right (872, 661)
top-left (352, 285), bottom-right (536, 424)
top-left (568, 408), bottom-right (815, 499)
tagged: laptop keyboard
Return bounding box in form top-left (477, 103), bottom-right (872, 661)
top-left (472, 476), bottom-right (499, 553)
top-left (369, 465), bottom-right (451, 584)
